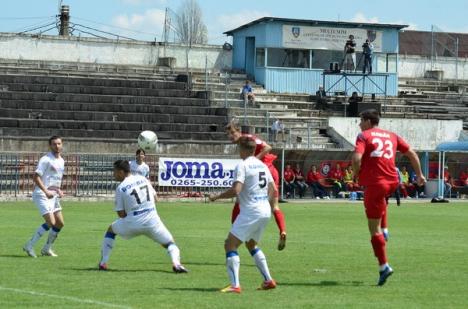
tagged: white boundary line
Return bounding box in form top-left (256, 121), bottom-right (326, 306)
top-left (0, 286), bottom-right (133, 309)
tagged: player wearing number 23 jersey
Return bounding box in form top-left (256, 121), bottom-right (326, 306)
top-left (352, 109), bottom-right (426, 286)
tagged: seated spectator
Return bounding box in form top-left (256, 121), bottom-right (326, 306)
top-left (459, 167), bottom-right (468, 187)
top-left (348, 91), bottom-right (363, 117)
top-left (293, 163), bottom-right (308, 198)
top-left (410, 170), bottom-right (425, 198)
top-left (271, 118), bottom-right (285, 143)
top-left (443, 167), bottom-right (454, 197)
top-left (315, 86), bottom-right (329, 110)
top-left (329, 163), bottom-right (344, 197)
top-left (343, 165), bottom-right (360, 191)
top-left (241, 80), bottom-right (255, 105)
top-left (306, 165), bottom-right (330, 199)
top-left (399, 166), bottom-right (415, 198)
top-left (283, 164), bottom-right (296, 198)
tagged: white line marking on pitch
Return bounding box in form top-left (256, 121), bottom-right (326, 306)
top-left (0, 286), bottom-right (132, 309)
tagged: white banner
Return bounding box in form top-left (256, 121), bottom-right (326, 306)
top-left (283, 25), bottom-right (382, 52)
top-left (158, 157), bottom-right (241, 187)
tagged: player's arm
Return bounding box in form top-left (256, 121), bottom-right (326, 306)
top-left (209, 181), bottom-right (243, 201)
top-left (33, 173), bottom-right (55, 199)
top-left (352, 152), bottom-right (362, 177)
top-left (403, 148), bottom-right (426, 186)
top-left (116, 210), bottom-right (127, 218)
top-left (256, 142), bottom-right (272, 161)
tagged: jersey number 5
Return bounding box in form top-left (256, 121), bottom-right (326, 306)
top-left (130, 185), bottom-right (150, 204)
top-left (259, 171), bottom-right (267, 188)
top-left (370, 138), bottom-right (394, 159)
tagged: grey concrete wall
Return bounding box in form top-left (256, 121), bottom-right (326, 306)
top-left (328, 117), bottom-right (463, 151)
top-left (0, 33), bottom-right (231, 71)
top-left (399, 54), bottom-right (468, 80)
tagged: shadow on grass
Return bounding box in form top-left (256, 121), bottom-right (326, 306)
top-left (67, 267), bottom-right (174, 274)
top-left (156, 287), bottom-right (220, 292)
top-left (0, 254), bottom-right (31, 258)
top-left (280, 280), bottom-right (364, 287)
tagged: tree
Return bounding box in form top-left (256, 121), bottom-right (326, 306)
top-left (176, 0), bottom-right (208, 45)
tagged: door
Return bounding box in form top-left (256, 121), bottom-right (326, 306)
top-left (245, 37), bottom-right (255, 80)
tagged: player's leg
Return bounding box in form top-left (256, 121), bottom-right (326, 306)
top-left (221, 232), bottom-right (243, 293)
top-left (24, 196), bottom-right (56, 258)
top-left (146, 218), bottom-right (188, 273)
top-left (364, 185), bottom-right (393, 286)
top-left (381, 207), bottom-right (389, 241)
top-left (41, 207), bottom-right (64, 256)
top-left (98, 225), bottom-right (116, 270)
top-left (245, 218), bottom-right (276, 290)
top-left (268, 164), bottom-right (287, 250)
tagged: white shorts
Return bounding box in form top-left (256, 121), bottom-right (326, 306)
top-left (32, 193), bottom-right (62, 216)
top-left (111, 212), bottom-right (174, 245)
top-left (230, 214), bottom-right (270, 243)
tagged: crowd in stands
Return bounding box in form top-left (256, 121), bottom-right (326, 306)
top-left (282, 161), bottom-right (467, 200)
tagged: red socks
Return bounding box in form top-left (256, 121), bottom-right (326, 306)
top-left (371, 234), bottom-right (387, 265)
top-left (381, 210), bottom-right (387, 229)
top-left (273, 208), bottom-right (286, 234)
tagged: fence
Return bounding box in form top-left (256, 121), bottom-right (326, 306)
top-left (1, 151), bottom-right (466, 199)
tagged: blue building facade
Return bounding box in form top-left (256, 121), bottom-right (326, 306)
top-left (225, 18), bottom-right (406, 96)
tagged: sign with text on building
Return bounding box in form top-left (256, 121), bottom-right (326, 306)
top-left (158, 157), bottom-right (242, 187)
top-left (283, 25), bottom-right (382, 52)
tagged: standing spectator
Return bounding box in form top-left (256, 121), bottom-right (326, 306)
top-left (362, 39), bottom-right (374, 74)
top-left (348, 91), bottom-right (362, 117)
top-left (352, 109), bottom-right (426, 286)
top-left (241, 80), bottom-right (256, 106)
top-left (271, 119), bottom-right (285, 143)
top-left (306, 165), bottom-right (330, 199)
top-left (315, 86), bottom-right (329, 110)
top-left (23, 136), bottom-right (65, 258)
top-left (293, 163), bottom-right (308, 198)
top-left (343, 165), bottom-right (360, 191)
top-left (343, 34), bottom-right (356, 72)
top-left (330, 163), bottom-right (344, 197)
top-left (283, 164), bottom-right (296, 198)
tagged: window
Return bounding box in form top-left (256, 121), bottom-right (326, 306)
top-left (311, 50), bottom-right (344, 70)
top-left (387, 54), bottom-right (397, 73)
top-left (256, 48), bottom-right (265, 67)
top-left (267, 48), bottom-right (310, 68)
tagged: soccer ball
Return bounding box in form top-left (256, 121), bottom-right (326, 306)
top-left (137, 130), bottom-right (158, 151)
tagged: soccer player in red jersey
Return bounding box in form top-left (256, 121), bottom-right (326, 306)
top-left (225, 120), bottom-right (287, 250)
top-left (352, 109), bottom-right (426, 286)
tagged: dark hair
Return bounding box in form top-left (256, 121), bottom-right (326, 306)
top-left (136, 149), bottom-right (146, 155)
top-left (113, 160), bottom-right (130, 173)
top-left (360, 109), bottom-right (380, 125)
top-left (48, 135), bottom-right (61, 145)
top-left (238, 136), bottom-right (256, 154)
top-left (225, 119), bottom-right (241, 132)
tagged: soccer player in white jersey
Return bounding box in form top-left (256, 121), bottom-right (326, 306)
top-left (23, 136), bottom-right (65, 258)
top-left (209, 136), bottom-right (278, 293)
top-left (98, 160), bottom-right (188, 273)
top-left (129, 149), bottom-right (150, 179)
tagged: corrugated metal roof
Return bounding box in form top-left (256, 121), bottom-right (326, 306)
top-left (399, 30), bottom-right (468, 57)
top-left (224, 17), bottom-right (408, 35)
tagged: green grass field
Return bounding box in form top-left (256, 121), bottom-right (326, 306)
top-left (1, 200), bottom-right (467, 308)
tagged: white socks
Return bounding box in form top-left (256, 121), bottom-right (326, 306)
top-left (42, 227), bottom-right (61, 251)
top-left (100, 232), bottom-right (116, 264)
top-left (251, 248), bottom-right (272, 281)
top-left (27, 223), bottom-right (49, 247)
top-left (167, 243), bottom-right (181, 266)
top-left (226, 251), bottom-right (240, 287)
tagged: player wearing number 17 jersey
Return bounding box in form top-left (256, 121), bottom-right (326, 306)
top-left (352, 109), bottom-right (426, 286)
top-left (98, 160), bottom-right (188, 273)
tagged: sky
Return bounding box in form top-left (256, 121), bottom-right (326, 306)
top-left (0, 0), bottom-right (467, 44)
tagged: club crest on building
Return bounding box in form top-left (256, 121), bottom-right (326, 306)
top-left (292, 27), bottom-right (300, 38)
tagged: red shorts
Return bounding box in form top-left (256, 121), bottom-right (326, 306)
top-left (364, 182), bottom-right (398, 219)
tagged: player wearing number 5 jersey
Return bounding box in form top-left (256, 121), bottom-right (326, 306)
top-left (352, 109), bottom-right (426, 286)
top-left (225, 120), bottom-right (286, 251)
top-left (98, 160), bottom-right (188, 273)
top-left (209, 136), bottom-right (279, 293)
